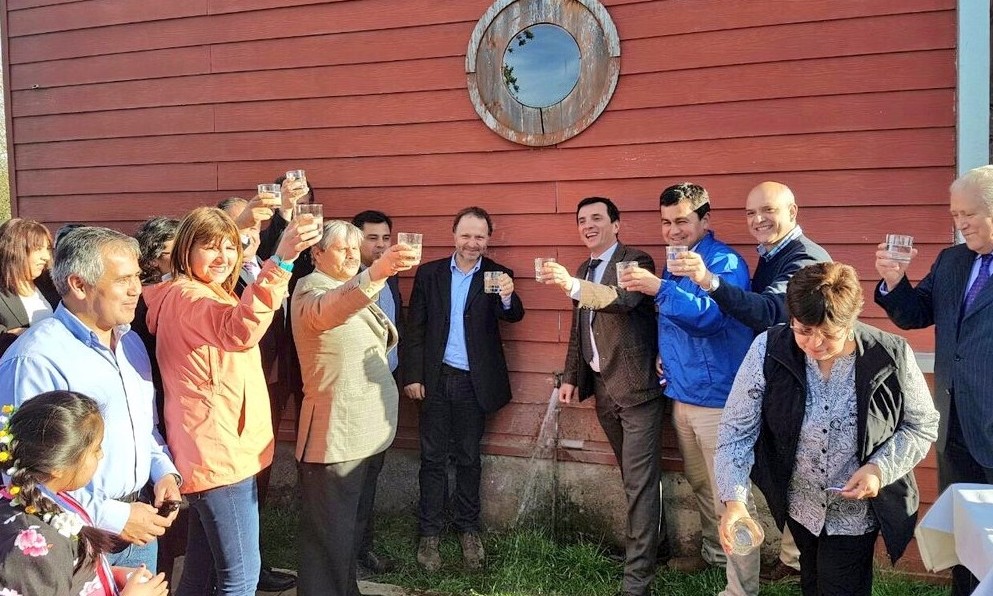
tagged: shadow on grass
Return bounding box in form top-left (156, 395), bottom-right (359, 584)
top-left (261, 501), bottom-right (948, 596)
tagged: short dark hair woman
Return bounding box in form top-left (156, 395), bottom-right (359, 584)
top-left (714, 262), bottom-right (939, 596)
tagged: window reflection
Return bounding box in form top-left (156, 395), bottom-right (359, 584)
top-left (502, 23), bottom-right (581, 108)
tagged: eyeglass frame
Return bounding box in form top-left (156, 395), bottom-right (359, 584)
top-left (789, 320), bottom-right (850, 343)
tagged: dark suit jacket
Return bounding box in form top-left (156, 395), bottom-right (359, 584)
top-left (875, 243), bottom-right (993, 466)
top-left (563, 243), bottom-right (659, 407)
top-left (236, 260), bottom-right (287, 386)
top-left (0, 272), bottom-right (61, 357)
top-left (384, 275), bottom-right (405, 385)
top-left (402, 256), bottom-right (524, 414)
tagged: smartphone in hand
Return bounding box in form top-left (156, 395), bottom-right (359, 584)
top-left (156, 500), bottom-right (182, 517)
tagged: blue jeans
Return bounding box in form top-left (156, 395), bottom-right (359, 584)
top-left (175, 476), bottom-right (261, 596)
top-left (106, 539), bottom-right (158, 571)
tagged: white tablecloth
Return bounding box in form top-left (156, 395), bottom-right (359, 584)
top-left (916, 483), bottom-right (993, 594)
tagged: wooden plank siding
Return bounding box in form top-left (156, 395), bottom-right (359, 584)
top-left (3, 0), bottom-right (955, 566)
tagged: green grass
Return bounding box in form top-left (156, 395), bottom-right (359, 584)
top-left (261, 502), bottom-right (949, 595)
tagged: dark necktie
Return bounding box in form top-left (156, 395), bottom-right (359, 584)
top-left (964, 253), bottom-right (993, 310)
top-left (579, 258), bottom-right (602, 365)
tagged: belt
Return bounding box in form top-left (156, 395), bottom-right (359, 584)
top-left (118, 490), bottom-right (142, 504)
top-left (440, 363), bottom-right (470, 376)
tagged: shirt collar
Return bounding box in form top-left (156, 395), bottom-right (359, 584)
top-left (450, 254), bottom-right (483, 275)
top-left (590, 242), bottom-right (620, 263)
top-left (53, 302), bottom-right (131, 348)
top-left (757, 225), bottom-right (803, 259)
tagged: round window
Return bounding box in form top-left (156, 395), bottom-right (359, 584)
top-left (467, 0), bottom-right (620, 147)
top-left (503, 24), bottom-right (581, 109)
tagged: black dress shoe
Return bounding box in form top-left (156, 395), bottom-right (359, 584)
top-left (358, 549), bottom-right (396, 574)
top-left (257, 567), bottom-right (297, 592)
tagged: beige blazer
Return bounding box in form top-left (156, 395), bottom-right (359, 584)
top-left (291, 268), bottom-right (399, 464)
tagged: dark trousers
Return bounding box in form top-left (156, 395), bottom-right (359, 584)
top-left (418, 366), bottom-right (487, 536)
top-left (938, 401), bottom-right (993, 596)
top-left (786, 517), bottom-right (878, 596)
top-left (298, 458), bottom-right (374, 596)
top-left (356, 450), bottom-right (386, 555)
top-left (593, 374), bottom-right (664, 596)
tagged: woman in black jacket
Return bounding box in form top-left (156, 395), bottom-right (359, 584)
top-left (714, 262), bottom-right (939, 596)
top-left (0, 218), bottom-right (60, 356)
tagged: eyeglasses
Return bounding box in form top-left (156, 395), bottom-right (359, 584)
top-left (790, 323), bottom-right (847, 342)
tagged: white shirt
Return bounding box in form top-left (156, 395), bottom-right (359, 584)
top-left (19, 286), bottom-right (54, 324)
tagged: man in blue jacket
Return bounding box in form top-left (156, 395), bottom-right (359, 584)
top-left (623, 183), bottom-right (757, 596)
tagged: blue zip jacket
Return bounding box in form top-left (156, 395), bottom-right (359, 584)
top-left (656, 231), bottom-right (753, 408)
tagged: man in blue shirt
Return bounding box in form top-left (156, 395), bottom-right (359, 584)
top-left (402, 207), bottom-right (524, 572)
top-left (623, 183), bottom-right (757, 596)
top-left (0, 226), bottom-right (181, 571)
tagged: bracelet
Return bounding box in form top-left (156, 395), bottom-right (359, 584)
top-left (269, 255), bottom-right (295, 272)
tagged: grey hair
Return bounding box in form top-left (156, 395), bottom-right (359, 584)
top-left (316, 220), bottom-right (363, 251)
top-left (52, 226), bottom-right (139, 296)
top-left (951, 165), bottom-right (993, 214)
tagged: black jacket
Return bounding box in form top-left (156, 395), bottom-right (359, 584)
top-left (0, 272), bottom-right (61, 358)
top-left (752, 322), bottom-right (922, 564)
top-left (402, 256), bottom-right (524, 413)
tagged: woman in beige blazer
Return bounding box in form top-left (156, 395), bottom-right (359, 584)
top-left (290, 220), bottom-right (416, 596)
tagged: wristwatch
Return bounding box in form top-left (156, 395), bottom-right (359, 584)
top-left (706, 274), bottom-right (720, 293)
top-left (269, 254), bottom-right (295, 272)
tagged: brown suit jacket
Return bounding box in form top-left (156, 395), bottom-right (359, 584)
top-left (563, 242), bottom-right (659, 407)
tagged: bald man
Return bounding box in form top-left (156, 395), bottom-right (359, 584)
top-left (682, 181), bottom-right (830, 582)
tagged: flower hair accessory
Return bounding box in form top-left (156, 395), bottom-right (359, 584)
top-left (0, 405), bottom-right (22, 506)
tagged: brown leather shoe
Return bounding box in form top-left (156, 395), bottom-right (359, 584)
top-left (459, 532), bottom-right (486, 570)
top-left (760, 560), bottom-right (801, 582)
top-left (666, 555), bottom-right (709, 574)
top-left (417, 536), bottom-right (442, 572)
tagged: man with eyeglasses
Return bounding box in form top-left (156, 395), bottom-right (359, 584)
top-left (677, 181), bottom-right (830, 582)
top-left (622, 183), bottom-right (756, 596)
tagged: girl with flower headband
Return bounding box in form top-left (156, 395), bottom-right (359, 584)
top-left (0, 391), bottom-right (168, 596)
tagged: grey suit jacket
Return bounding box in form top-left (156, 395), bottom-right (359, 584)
top-left (563, 242), bottom-right (659, 407)
top-left (291, 268), bottom-right (399, 464)
top-left (875, 243), bottom-right (993, 466)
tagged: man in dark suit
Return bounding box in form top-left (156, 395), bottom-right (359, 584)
top-left (402, 206), bottom-right (525, 571)
top-left (351, 209), bottom-right (404, 576)
top-left (219, 197), bottom-right (296, 594)
top-left (538, 196), bottom-right (665, 596)
top-left (875, 164), bottom-right (993, 596)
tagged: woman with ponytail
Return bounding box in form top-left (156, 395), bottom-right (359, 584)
top-left (0, 391), bottom-right (169, 596)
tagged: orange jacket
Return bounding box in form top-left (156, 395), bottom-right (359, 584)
top-left (143, 261), bottom-right (290, 493)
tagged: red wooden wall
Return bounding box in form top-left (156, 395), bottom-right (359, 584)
top-left (2, 0), bottom-right (956, 547)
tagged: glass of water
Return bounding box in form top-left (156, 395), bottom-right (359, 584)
top-left (885, 234), bottom-right (914, 262)
top-left (257, 184), bottom-right (282, 209)
top-left (294, 203), bottom-right (324, 229)
top-left (484, 271), bottom-right (502, 294)
top-left (729, 517), bottom-right (765, 556)
top-left (396, 233), bottom-right (423, 265)
top-left (534, 257), bottom-right (555, 281)
top-left (615, 260), bottom-right (638, 288)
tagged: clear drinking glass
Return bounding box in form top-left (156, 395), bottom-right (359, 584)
top-left (484, 271), bottom-right (502, 293)
top-left (885, 234), bottom-right (914, 262)
top-left (396, 232), bottom-right (423, 265)
top-left (257, 184), bottom-right (282, 209)
top-left (729, 517), bottom-right (765, 556)
top-left (666, 245), bottom-right (688, 261)
top-left (294, 203), bottom-right (324, 229)
top-left (615, 260), bottom-right (638, 288)
top-left (534, 257), bottom-right (556, 281)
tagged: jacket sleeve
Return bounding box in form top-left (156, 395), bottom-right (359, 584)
top-left (401, 267), bottom-right (428, 386)
top-left (657, 250), bottom-right (750, 337)
top-left (493, 267), bottom-right (525, 322)
top-left (0, 517), bottom-right (75, 595)
top-left (184, 260), bottom-right (291, 353)
top-left (292, 270), bottom-right (384, 332)
top-left (257, 212), bottom-right (289, 261)
top-left (874, 260), bottom-right (937, 330)
top-left (562, 303), bottom-right (581, 387)
top-left (710, 251), bottom-right (825, 332)
top-left (574, 252), bottom-right (656, 313)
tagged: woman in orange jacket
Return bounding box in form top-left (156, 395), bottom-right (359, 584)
top-left (144, 206), bottom-right (319, 596)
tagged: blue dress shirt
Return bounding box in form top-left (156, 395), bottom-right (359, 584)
top-left (0, 304), bottom-right (178, 534)
top-left (442, 256), bottom-right (482, 371)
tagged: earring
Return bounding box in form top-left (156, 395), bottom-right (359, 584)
top-left (847, 329), bottom-right (855, 342)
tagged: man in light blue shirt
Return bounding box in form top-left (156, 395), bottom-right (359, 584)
top-left (0, 226), bottom-right (180, 571)
top-left (403, 206), bottom-right (524, 572)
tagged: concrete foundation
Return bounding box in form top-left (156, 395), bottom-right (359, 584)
top-left (271, 442), bottom-right (784, 563)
